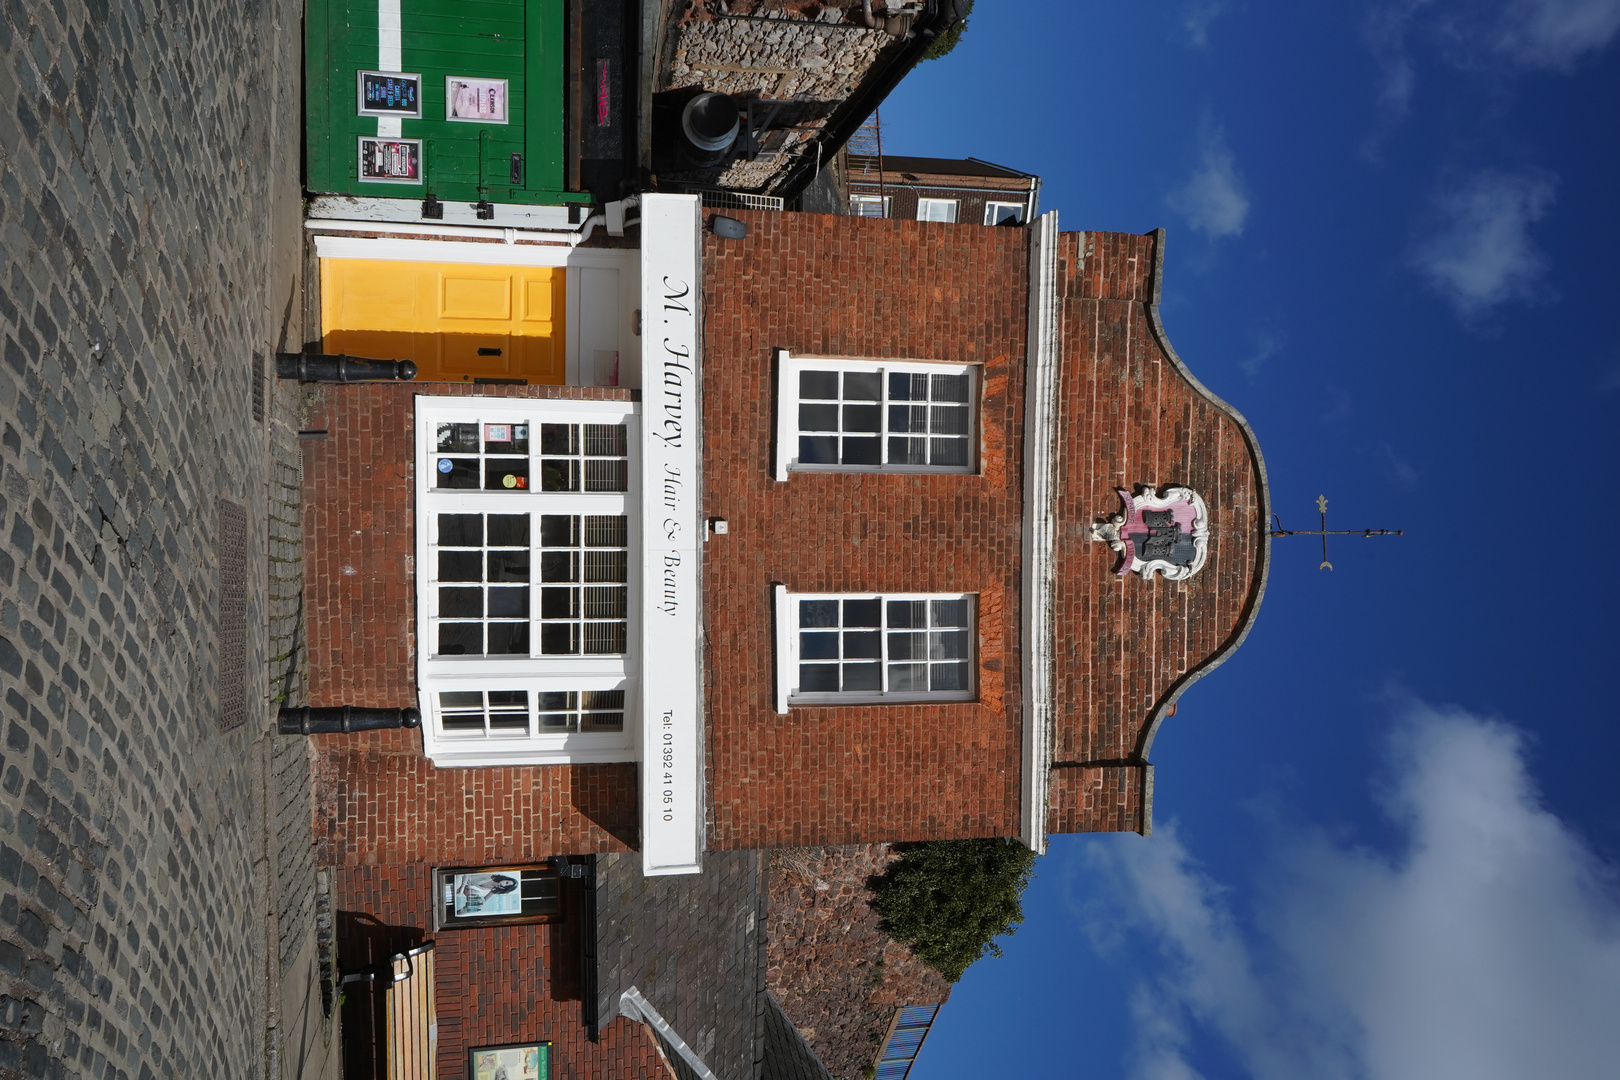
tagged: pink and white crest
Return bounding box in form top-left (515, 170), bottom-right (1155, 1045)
top-left (1087, 485), bottom-right (1210, 581)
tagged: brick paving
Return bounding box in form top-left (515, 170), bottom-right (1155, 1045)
top-left (0, 0), bottom-right (312, 1077)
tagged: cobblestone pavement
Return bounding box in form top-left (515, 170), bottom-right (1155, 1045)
top-left (0, 0), bottom-right (315, 1077)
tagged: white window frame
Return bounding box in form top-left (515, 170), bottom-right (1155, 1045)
top-left (916, 198), bottom-right (958, 223)
top-left (416, 395), bottom-right (640, 766)
top-left (773, 588), bottom-right (977, 712)
top-left (773, 352), bottom-right (979, 481)
top-left (984, 201), bottom-right (1025, 226)
top-left (849, 194), bottom-right (891, 218)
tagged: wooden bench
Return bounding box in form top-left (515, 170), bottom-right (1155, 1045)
top-left (341, 940), bottom-right (438, 1079)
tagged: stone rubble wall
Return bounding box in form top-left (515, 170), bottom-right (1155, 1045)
top-left (766, 845), bottom-right (951, 1080)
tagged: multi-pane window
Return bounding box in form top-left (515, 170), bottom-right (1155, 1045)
top-left (434, 513), bottom-right (531, 656)
top-left (916, 198), bottom-right (958, 223)
top-left (418, 398), bottom-right (637, 765)
top-left (778, 356), bottom-right (976, 476)
top-left (539, 515), bottom-right (629, 655)
top-left (849, 194), bottom-right (890, 218)
top-left (777, 592), bottom-right (976, 706)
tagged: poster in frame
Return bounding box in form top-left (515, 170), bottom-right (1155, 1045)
top-left (356, 70), bottom-right (423, 118)
top-left (357, 137), bottom-right (424, 184)
top-left (446, 76), bottom-right (510, 124)
top-left (433, 863), bottom-right (563, 930)
top-left (469, 1042), bottom-right (551, 1080)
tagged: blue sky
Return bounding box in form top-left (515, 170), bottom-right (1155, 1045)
top-left (882, 3), bottom-right (1620, 1077)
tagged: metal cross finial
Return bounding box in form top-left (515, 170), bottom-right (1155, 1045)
top-left (1271, 494), bottom-right (1402, 571)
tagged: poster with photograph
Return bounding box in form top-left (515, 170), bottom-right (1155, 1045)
top-left (451, 871), bottom-right (523, 917)
top-left (356, 71), bottom-right (422, 117)
top-left (357, 138), bottom-right (423, 183)
top-left (470, 1043), bottom-right (549, 1080)
top-left (447, 77), bottom-right (510, 123)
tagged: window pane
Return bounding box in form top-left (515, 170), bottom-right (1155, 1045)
top-left (801, 632), bottom-right (840, 660)
top-left (540, 552), bottom-right (579, 582)
top-left (842, 403), bottom-right (880, 433)
top-left (585, 516), bottom-right (628, 547)
top-left (439, 623), bottom-right (482, 656)
top-left (437, 423), bottom-right (480, 452)
top-left (800, 663), bottom-right (840, 692)
top-left (931, 373), bottom-right (970, 403)
top-left (843, 662), bottom-right (882, 691)
top-left (890, 372), bottom-right (927, 401)
top-left (540, 623), bottom-right (579, 654)
top-left (483, 423), bottom-right (529, 453)
top-left (486, 623), bottom-right (530, 654)
top-left (930, 438), bottom-right (969, 467)
top-left (439, 587), bottom-right (483, 618)
top-left (584, 423), bottom-right (627, 456)
top-left (890, 404), bottom-right (927, 433)
top-left (486, 587), bottom-right (529, 618)
top-left (538, 691), bottom-right (575, 711)
top-left (486, 515), bottom-right (528, 546)
top-left (888, 600), bottom-right (926, 629)
top-left (438, 514), bottom-right (482, 547)
top-left (889, 437), bottom-right (927, 465)
top-left (844, 599), bottom-right (881, 627)
top-left (931, 406), bottom-right (969, 435)
top-left (583, 586), bottom-right (627, 618)
top-left (487, 550), bottom-right (530, 582)
top-left (930, 630), bottom-right (969, 660)
top-left (538, 711), bottom-right (576, 732)
top-left (888, 631), bottom-right (925, 660)
top-left (584, 551), bottom-right (627, 582)
top-left (841, 437), bottom-right (880, 466)
top-left (844, 371), bottom-right (882, 401)
top-left (584, 459), bottom-right (628, 492)
top-left (889, 663), bottom-right (928, 692)
top-left (800, 370), bottom-right (839, 399)
top-left (439, 551), bottom-right (483, 582)
top-left (435, 457), bottom-right (480, 488)
top-left (932, 598), bottom-right (970, 626)
top-left (540, 515), bottom-right (578, 547)
top-left (541, 586), bottom-right (579, 618)
top-left (541, 459), bottom-right (579, 491)
top-left (800, 600), bottom-right (839, 628)
top-left (489, 690), bottom-right (527, 708)
top-left (583, 622), bottom-right (627, 654)
top-left (540, 423), bottom-right (578, 455)
top-left (843, 631), bottom-right (881, 659)
top-left (930, 661), bottom-right (970, 691)
top-left (799, 435), bottom-right (838, 464)
top-left (441, 691), bottom-right (484, 710)
top-left (800, 403), bottom-right (839, 431)
top-left (485, 458), bottom-right (529, 490)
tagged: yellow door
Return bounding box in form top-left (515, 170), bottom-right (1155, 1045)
top-left (320, 259), bottom-right (566, 384)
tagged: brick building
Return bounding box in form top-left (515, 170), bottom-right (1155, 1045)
top-left (298, 197), bottom-right (1268, 1076)
top-left (844, 154), bottom-right (1041, 226)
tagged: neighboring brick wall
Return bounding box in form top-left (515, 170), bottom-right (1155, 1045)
top-left (332, 864), bottom-right (665, 1080)
top-left (766, 846), bottom-right (950, 1080)
top-left (701, 211), bottom-right (1030, 849)
top-left (1048, 230), bottom-right (1266, 830)
top-left (303, 383), bottom-right (642, 867)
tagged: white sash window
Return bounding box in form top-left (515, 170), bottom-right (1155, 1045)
top-left (416, 396), bottom-right (638, 766)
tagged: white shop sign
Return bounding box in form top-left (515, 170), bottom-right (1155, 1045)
top-left (638, 194), bottom-right (704, 876)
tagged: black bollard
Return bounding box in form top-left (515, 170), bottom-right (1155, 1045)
top-left (275, 353), bottom-right (419, 383)
top-left (277, 706), bottom-right (422, 735)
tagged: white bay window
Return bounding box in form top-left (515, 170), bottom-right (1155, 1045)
top-left (417, 396), bottom-right (638, 766)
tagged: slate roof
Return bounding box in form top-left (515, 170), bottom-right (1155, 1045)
top-left (597, 851), bottom-right (771, 1080)
top-left (760, 994), bottom-right (836, 1080)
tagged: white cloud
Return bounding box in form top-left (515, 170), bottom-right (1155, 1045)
top-left (1084, 704), bottom-right (1620, 1080)
top-left (1166, 124), bottom-right (1250, 241)
top-left (1474, 0), bottom-right (1620, 68)
top-left (1411, 169), bottom-right (1557, 317)
top-left (1181, 1), bottom-right (1228, 48)
top-left (1239, 331), bottom-right (1282, 379)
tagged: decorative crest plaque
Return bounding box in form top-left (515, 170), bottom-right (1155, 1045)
top-left (1088, 485), bottom-right (1210, 581)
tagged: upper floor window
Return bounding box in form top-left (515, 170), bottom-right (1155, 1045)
top-left (850, 194), bottom-right (891, 218)
top-left (773, 352), bottom-right (978, 480)
top-left (984, 201), bottom-right (1025, 226)
top-left (917, 198), bottom-right (958, 223)
top-left (773, 589), bottom-right (976, 711)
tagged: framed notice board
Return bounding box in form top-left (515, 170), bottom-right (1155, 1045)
top-left (470, 1042), bottom-right (551, 1080)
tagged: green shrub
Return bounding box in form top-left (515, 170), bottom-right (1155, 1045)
top-left (871, 838), bottom-right (1036, 982)
top-left (921, 0), bottom-right (974, 62)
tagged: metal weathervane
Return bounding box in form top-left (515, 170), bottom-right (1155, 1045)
top-left (1270, 495), bottom-right (1402, 571)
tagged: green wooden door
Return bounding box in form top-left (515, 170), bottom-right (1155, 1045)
top-left (306, 0), bottom-right (587, 205)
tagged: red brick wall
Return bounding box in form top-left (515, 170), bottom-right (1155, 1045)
top-left (700, 211), bottom-right (1029, 849)
top-left (1047, 230), bottom-right (1267, 830)
top-left (304, 383), bottom-right (642, 866)
top-left (333, 864), bottom-right (664, 1080)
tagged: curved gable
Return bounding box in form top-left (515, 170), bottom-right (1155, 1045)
top-left (1045, 229), bottom-right (1271, 835)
